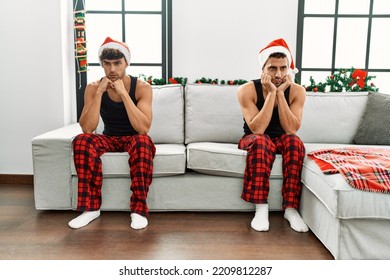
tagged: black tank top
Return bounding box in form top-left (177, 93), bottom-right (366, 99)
top-left (100, 75), bottom-right (138, 136)
top-left (243, 79), bottom-right (290, 139)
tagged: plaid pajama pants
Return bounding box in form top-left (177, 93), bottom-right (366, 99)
top-left (72, 133), bottom-right (156, 217)
top-left (238, 134), bottom-right (305, 209)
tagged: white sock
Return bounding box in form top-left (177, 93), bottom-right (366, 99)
top-left (284, 208), bottom-right (309, 232)
top-left (251, 204), bottom-right (269, 231)
top-left (68, 210), bottom-right (101, 229)
top-left (131, 213), bottom-right (148, 230)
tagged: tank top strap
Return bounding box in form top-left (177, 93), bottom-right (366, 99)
top-left (253, 79), bottom-right (264, 103)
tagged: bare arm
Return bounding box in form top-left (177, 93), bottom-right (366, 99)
top-left (112, 78), bottom-right (153, 135)
top-left (276, 77), bottom-right (306, 134)
top-left (237, 77), bottom-right (276, 135)
top-left (79, 77), bottom-right (111, 134)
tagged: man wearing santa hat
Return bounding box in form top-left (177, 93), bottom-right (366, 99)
top-left (237, 38), bottom-right (308, 232)
top-left (68, 37), bottom-right (156, 230)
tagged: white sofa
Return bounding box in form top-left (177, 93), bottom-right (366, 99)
top-left (32, 84), bottom-right (390, 259)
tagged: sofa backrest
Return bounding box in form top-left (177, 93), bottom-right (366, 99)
top-left (149, 84), bottom-right (184, 144)
top-left (297, 92), bottom-right (368, 143)
top-left (185, 83), bottom-right (243, 144)
top-left (184, 86), bottom-right (369, 145)
top-left (98, 84), bottom-right (369, 145)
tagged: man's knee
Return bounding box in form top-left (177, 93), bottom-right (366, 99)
top-left (132, 134), bottom-right (153, 146)
top-left (248, 134), bottom-right (274, 151)
top-left (280, 134), bottom-right (305, 150)
top-left (131, 134), bottom-right (156, 155)
top-left (73, 133), bottom-right (96, 149)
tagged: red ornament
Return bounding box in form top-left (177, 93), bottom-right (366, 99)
top-left (357, 79), bottom-right (365, 89)
top-left (352, 69), bottom-right (367, 80)
top-left (330, 75), bottom-right (334, 79)
top-left (314, 87), bottom-right (318, 92)
top-left (168, 78), bottom-right (178, 84)
top-left (351, 69), bottom-right (367, 89)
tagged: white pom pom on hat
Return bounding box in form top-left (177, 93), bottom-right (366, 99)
top-left (258, 38), bottom-right (298, 75)
top-left (98, 37), bottom-right (131, 66)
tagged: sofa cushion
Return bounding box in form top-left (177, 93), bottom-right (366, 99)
top-left (298, 92), bottom-right (368, 144)
top-left (186, 142), bottom-right (283, 178)
top-left (185, 84), bottom-right (243, 144)
top-left (148, 84), bottom-right (184, 144)
top-left (71, 143), bottom-right (186, 177)
top-left (353, 92), bottom-right (390, 145)
top-left (302, 143), bottom-right (390, 219)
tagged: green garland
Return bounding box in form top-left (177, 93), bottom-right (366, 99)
top-left (140, 68), bottom-right (379, 92)
top-left (220, 79), bottom-right (248, 85)
top-left (304, 68), bottom-right (379, 92)
top-left (193, 77), bottom-right (248, 85)
top-left (139, 74), bottom-right (247, 86)
top-left (194, 77), bottom-right (219, 84)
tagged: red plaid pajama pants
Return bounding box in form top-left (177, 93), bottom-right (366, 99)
top-left (238, 134), bottom-right (305, 209)
top-left (72, 133), bottom-right (156, 217)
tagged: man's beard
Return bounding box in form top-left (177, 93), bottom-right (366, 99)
top-left (107, 72), bottom-right (124, 81)
top-left (273, 79), bottom-right (283, 87)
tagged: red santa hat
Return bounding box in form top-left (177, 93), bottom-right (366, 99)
top-left (98, 37), bottom-right (131, 65)
top-left (258, 38), bottom-right (298, 76)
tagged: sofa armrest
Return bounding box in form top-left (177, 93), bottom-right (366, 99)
top-left (32, 123), bottom-right (82, 210)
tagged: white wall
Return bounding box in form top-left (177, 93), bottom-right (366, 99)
top-left (0, 0), bottom-right (75, 174)
top-left (172, 0), bottom-right (299, 82)
top-left (0, 0), bottom-right (298, 175)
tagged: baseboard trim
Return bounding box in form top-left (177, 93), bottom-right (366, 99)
top-left (0, 174), bottom-right (34, 185)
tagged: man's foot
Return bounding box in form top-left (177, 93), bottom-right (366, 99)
top-left (251, 204), bottom-right (269, 231)
top-left (131, 213), bottom-right (148, 230)
top-left (68, 210), bottom-right (101, 229)
top-left (284, 208), bottom-right (309, 232)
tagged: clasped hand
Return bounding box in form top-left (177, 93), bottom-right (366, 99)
top-left (98, 77), bottom-right (127, 97)
top-left (261, 73), bottom-right (292, 93)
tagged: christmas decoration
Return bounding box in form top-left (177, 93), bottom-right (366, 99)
top-left (74, 10), bottom-right (87, 73)
top-left (220, 79), bottom-right (248, 85)
top-left (195, 77), bottom-right (219, 84)
top-left (138, 75), bottom-right (187, 86)
top-left (138, 75), bottom-right (247, 87)
top-left (304, 68), bottom-right (379, 93)
top-left (168, 77), bottom-right (188, 86)
top-left (194, 78), bottom-right (248, 85)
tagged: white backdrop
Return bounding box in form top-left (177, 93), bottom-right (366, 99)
top-left (0, 0), bottom-right (75, 174)
top-left (172, 0), bottom-right (298, 82)
top-left (0, 0), bottom-right (298, 174)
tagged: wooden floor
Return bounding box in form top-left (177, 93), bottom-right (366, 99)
top-left (0, 183), bottom-right (333, 260)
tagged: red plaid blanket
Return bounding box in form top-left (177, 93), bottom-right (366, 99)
top-left (308, 147), bottom-right (390, 194)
